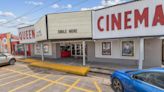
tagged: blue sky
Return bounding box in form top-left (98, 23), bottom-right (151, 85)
top-left (0, 0), bottom-right (131, 35)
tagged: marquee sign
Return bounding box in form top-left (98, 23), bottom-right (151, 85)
top-left (18, 25), bottom-right (36, 43)
top-left (93, 0), bottom-right (164, 39)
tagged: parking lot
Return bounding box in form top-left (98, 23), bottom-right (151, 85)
top-left (0, 62), bottom-right (113, 92)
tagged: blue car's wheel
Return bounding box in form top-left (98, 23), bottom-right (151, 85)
top-left (112, 78), bottom-right (124, 92)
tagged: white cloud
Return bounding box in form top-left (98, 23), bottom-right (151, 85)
top-left (81, 0), bottom-right (127, 11)
top-left (0, 19), bottom-right (7, 24)
top-left (81, 6), bottom-right (104, 11)
top-left (51, 4), bottom-right (72, 9)
top-left (101, 0), bottom-right (126, 6)
top-left (0, 11), bottom-right (16, 18)
top-left (66, 4), bottom-right (72, 9)
top-left (51, 4), bottom-right (59, 9)
top-left (25, 1), bottom-right (43, 6)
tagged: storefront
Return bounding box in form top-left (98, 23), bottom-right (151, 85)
top-left (34, 11), bottom-right (92, 65)
top-left (18, 25), bottom-right (36, 57)
top-left (92, 0), bottom-right (164, 68)
top-left (0, 33), bottom-right (19, 54)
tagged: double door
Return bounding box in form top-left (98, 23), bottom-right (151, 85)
top-left (71, 43), bottom-right (86, 57)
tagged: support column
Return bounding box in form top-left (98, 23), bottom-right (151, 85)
top-left (24, 44), bottom-right (27, 59)
top-left (82, 41), bottom-right (86, 66)
top-left (139, 38), bottom-right (144, 69)
top-left (75, 43), bottom-right (77, 58)
top-left (41, 43), bottom-right (44, 61)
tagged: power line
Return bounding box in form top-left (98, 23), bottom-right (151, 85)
top-left (3, 0), bottom-right (90, 28)
top-left (30, 0), bottom-right (90, 21)
top-left (1, 0), bottom-right (62, 26)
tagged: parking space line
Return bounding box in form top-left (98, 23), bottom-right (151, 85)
top-left (0, 71), bottom-right (15, 77)
top-left (65, 78), bottom-right (81, 92)
top-left (94, 81), bottom-right (102, 92)
top-left (0, 76), bottom-right (30, 87)
top-left (57, 82), bottom-right (94, 92)
top-left (0, 70), bottom-right (33, 81)
top-left (0, 68), bottom-right (29, 78)
top-left (36, 76), bottom-right (65, 92)
top-left (3, 68), bottom-right (95, 92)
top-left (9, 75), bottom-right (51, 92)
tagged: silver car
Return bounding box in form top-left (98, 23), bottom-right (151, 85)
top-left (0, 53), bottom-right (16, 65)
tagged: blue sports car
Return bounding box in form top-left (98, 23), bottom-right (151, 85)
top-left (111, 68), bottom-right (164, 92)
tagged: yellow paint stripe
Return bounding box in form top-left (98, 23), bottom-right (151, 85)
top-left (94, 81), bottom-right (102, 92)
top-left (9, 75), bottom-right (51, 92)
top-left (0, 71), bottom-right (15, 77)
top-left (36, 76), bottom-right (65, 92)
top-left (65, 78), bottom-right (81, 92)
top-left (0, 76), bottom-right (30, 87)
top-left (0, 70), bottom-right (33, 81)
top-left (56, 82), bottom-right (93, 92)
top-left (3, 68), bottom-right (94, 92)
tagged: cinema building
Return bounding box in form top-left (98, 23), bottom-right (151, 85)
top-left (19, 11), bottom-right (92, 66)
top-left (19, 0), bottom-right (164, 69)
top-left (92, 0), bottom-right (164, 69)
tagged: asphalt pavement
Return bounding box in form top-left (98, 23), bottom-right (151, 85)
top-left (0, 62), bottom-right (114, 92)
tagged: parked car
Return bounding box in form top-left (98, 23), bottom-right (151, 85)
top-left (111, 68), bottom-right (164, 92)
top-left (0, 53), bottom-right (16, 66)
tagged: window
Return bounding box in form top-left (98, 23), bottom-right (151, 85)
top-left (102, 42), bottom-right (111, 55)
top-left (133, 72), bottom-right (164, 89)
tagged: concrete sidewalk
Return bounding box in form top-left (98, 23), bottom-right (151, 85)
top-left (17, 57), bottom-right (138, 75)
top-left (17, 58), bottom-right (90, 76)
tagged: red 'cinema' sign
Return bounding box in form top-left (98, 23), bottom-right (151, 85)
top-left (97, 5), bottom-right (164, 32)
top-left (19, 30), bottom-right (35, 40)
top-left (93, 0), bottom-right (164, 39)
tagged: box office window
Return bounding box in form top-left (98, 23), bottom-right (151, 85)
top-left (122, 41), bottom-right (134, 56)
top-left (102, 42), bottom-right (111, 55)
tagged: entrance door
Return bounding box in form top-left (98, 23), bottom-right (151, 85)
top-left (162, 40), bottom-right (164, 65)
top-left (60, 43), bottom-right (71, 58)
top-left (71, 43), bottom-right (87, 58)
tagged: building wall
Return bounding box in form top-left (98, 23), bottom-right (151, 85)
top-left (35, 16), bottom-right (47, 41)
top-left (95, 39), bottom-right (140, 60)
top-left (144, 38), bottom-right (162, 67)
top-left (87, 41), bottom-right (137, 66)
top-left (33, 42), bottom-right (57, 58)
top-left (47, 11), bottom-right (92, 39)
top-left (87, 38), bottom-right (162, 67)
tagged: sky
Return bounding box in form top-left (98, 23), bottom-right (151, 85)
top-left (0, 0), bottom-right (132, 36)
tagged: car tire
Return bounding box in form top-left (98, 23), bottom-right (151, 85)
top-left (112, 78), bottom-right (124, 92)
top-left (9, 59), bottom-right (16, 65)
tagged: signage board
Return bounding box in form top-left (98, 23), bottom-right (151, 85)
top-left (35, 16), bottom-right (47, 41)
top-left (93, 0), bottom-right (164, 39)
top-left (48, 11), bottom-right (92, 39)
top-left (18, 25), bottom-right (36, 43)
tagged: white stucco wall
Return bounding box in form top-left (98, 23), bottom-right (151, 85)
top-left (34, 42), bottom-right (53, 56)
top-left (47, 11), bottom-right (92, 39)
top-left (34, 16), bottom-right (47, 41)
top-left (95, 38), bottom-right (140, 60)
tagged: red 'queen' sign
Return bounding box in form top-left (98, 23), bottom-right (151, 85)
top-left (92, 0), bottom-right (164, 39)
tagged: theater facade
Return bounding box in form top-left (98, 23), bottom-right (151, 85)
top-left (92, 0), bottom-right (164, 68)
top-left (18, 0), bottom-right (164, 69)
